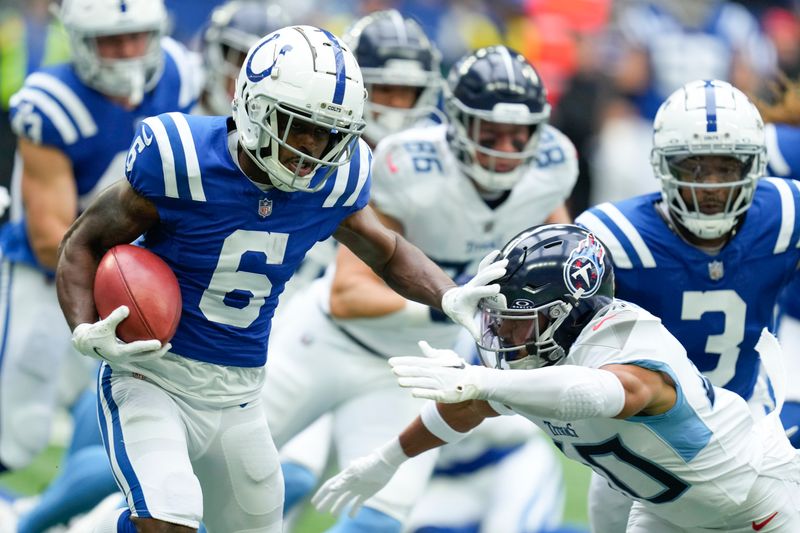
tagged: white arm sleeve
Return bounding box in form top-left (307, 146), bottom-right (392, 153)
top-left (480, 365), bottom-right (626, 420)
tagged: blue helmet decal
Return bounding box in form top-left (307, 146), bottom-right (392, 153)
top-left (246, 34), bottom-right (292, 82)
top-left (703, 79), bottom-right (718, 133)
top-left (317, 28), bottom-right (347, 105)
top-left (563, 233), bottom-right (606, 298)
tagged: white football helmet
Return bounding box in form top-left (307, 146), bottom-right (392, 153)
top-left (651, 79), bottom-right (766, 240)
top-left (59, 0), bottom-right (166, 105)
top-left (233, 26), bottom-right (367, 192)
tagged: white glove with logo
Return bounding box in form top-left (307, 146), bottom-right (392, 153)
top-left (441, 250), bottom-right (507, 340)
top-left (389, 341), bottom-right (493, 403)
top-left (72, 305), bottom-right (171, 365)
top-left (311, 438), bottom-right (408, 518)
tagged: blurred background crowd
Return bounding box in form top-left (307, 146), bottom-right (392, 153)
top-left (1, 0), bottom-right (798, 218)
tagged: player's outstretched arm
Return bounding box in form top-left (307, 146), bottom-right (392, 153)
top-left (334, 206), bottom-right (507, 339)
top-left (312, 397), bottom-right (492, 518)
top-left (56, 180), bottom-right (159, 331)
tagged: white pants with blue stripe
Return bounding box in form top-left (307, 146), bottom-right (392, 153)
top-left (96, 363), bottom-right (284, 532)
top-left (0, 259), bottom-right (94, 469)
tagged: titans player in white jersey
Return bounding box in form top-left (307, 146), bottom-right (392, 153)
top-left (0, 0), bottom-right (199, 478)
top-left (262, 45), bottom-right (576, 533)
top-left (56, 26), bottom-right (500, 533)
top-left (314, 224), bottom-right (800, 533)
top-left (575, 79), bottom-right (800, 532)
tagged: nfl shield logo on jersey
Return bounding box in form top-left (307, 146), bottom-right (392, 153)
top-left (564, 233), bottom-right (606, 298)
top-left (708, 260), bottom-right (724, 281)
top-left (258, 198), bottom-right (273, 218)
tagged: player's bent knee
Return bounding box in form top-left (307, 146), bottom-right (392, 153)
top-left (327, 507), bottom-right (403, 533)
top-left (281, 461), bottom-right (318, 513)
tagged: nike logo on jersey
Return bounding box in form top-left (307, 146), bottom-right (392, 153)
top-left (752, 512), bottom-right (778, 531)
top-left (592, 313), bottom-right (620, 331)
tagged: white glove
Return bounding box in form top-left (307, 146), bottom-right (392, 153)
top-left (72, 305), bottom-right (171, 365)
top-left (389, 341), bottom-right (492, 402)
top-left (311, 439), bottom-right (407, 518)
top-left (441, 250), bottom-right (507, 340)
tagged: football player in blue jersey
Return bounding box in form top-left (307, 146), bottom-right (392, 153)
top-left (0, 0), bottom-right (200, 485)
top-left (55, 26), bottom-right (502, 533)
top-left (5, 3), bottom-right (282, 532)
top-left (575, 79), bottom-right (800, 533)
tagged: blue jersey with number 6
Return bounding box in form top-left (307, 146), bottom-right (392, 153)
top-left (575, 178), bottom-right (800, 400)
top-left (125, 113), bottom-right (372, 367)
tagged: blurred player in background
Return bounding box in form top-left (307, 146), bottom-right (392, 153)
top-left (56, 25), bottom-right (497, 533)
top-left (263, 44), bottom-right (577, 533)
top-left (0, 0), bottom-right (198, 483)
top-left (315, 223), bottom-right (800, 533)
top-left (576, 79), bottom-right (800, 532)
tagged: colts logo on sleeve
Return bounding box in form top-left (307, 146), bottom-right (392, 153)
top-left (563, 234), bottom-right (605, 298)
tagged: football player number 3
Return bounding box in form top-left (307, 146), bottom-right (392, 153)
top-left (681, 290), bottom-right (746, 386)
top-left (199, 230), bottom-right (288, 328)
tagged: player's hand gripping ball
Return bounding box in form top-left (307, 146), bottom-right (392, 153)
top-left (93, 244), bottom-right (182, 344)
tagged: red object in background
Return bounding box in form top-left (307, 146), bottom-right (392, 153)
top-left (93, 244), bottom-right (182, 344)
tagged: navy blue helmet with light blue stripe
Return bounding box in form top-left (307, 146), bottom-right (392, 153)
top-left (343, 9), bottom-right (442, 144)
top-left (202, 0), bottom-right (291, 115)
top-left (445, 46), bottom-right (551, 191)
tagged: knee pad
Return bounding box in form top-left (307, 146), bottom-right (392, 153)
top-left (281, 462), bottom-right (317, 513)
top-left (327, 507), bottom-right (402, 533)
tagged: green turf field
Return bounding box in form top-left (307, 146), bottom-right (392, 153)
top-left (0, 443), bottom-right (592, 531)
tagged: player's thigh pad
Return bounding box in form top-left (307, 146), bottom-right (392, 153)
top-left (0, 260), bottom-right (72, 468)
top-left (96, 364), bottom-right (202, 528)
top-left (191, 398), bottom-right (283, 533)
top-left (334, 384), bottom-right (435, 521)
top-left (588, 471), bottom-right (632, 533)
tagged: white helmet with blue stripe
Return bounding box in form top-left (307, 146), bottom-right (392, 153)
top-left (233, 25), bottom-right (367, 192)
top-left (59, 0), bottom-right (166, 106)
top-left (651, 79), bottom-right (766, 240)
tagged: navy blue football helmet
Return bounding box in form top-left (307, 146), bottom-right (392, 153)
top-left (446, 46), bottom-right (550, 191)
top-left (343, 9), bottom-right (442, 144)
top-left (202, 0), bottom-right (291, 115)
top-left (477, 224), bottom-right (614, 370)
